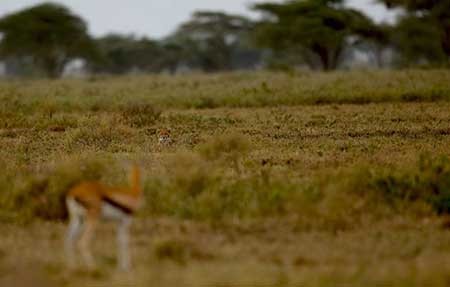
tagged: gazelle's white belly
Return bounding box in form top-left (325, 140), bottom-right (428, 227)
top-left (66, 197), bottom-right (130, 221)
top-left (101, 202), bottom-right (130, 220)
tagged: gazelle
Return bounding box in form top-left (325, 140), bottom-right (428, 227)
top-left (65, 165), bottom-right (142, 270)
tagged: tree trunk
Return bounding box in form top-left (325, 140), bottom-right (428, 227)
top-left (313, 44), bottom-right (330, 71)
top-left (330, 46), bottom-right (342, 70)
top-left (42, 57), bottom-right (61, 78)
top-left (442, 24), bottom-right (450, 60)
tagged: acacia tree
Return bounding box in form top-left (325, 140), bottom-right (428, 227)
top-left (378, 0), bottom-right (450, 65)
top-left (253, 0), bottom-right (379, 70)
top-left (172, 11), bottom-right (255, 72)
top-left (93, 34), bottom-right (164, 74)
top-left (0, 3), bottom-right (98, 78)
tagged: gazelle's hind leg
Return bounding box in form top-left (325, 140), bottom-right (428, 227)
top-left (117, 216), bottom-right (132, 271)
top-left (65, 198), bottom-right (84, 268)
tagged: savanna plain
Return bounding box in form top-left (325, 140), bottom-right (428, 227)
top-left (1, 70), bottom-right (450, 286)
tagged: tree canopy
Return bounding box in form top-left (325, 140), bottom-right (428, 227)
top-left (0, 1), bottom-right (447, 77)
top-left (0, 3), bottom-right (98, 77)
top-left (253, 0), bottom-right (381, 70)
top-left (172, 11), bottom-right (258, 72)
top-left (378, 0), bottom-right (450, 65)
top-left (253, 0), bottom-right (380, 70)
top-left (93, 34), bottom-right (164, 74)
top-left (253, 0), bottom-right (384, 70)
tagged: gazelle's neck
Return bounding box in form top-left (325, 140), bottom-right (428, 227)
top-left (130, 165), bottom-right (141, 196)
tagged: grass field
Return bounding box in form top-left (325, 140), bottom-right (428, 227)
top-left (1, 70), bottom-right (450, 286)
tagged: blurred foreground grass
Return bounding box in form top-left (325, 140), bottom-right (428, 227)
top-left (1, 71), bottom-right (450, 286)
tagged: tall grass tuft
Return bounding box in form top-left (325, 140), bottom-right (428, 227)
top-left (1, 156), bottom-right (113, 223)
top-left (120, 102), bottom-right (162, 127)
top-left (197, 132), bottom-right (250, 173)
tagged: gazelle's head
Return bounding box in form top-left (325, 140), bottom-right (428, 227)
top-left (158, 128), bottom-right (172, 145)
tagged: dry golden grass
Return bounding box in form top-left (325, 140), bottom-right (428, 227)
top-left (1, 71), bottom-right (450, 286)
top-left (1, 218), bottom-right (450, 287)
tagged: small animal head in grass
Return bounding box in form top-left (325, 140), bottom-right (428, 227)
top-left (158, 128), bottom-right (172, 146)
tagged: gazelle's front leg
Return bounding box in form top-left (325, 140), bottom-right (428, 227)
top-left (78, 215), bottom-right (98, 269)
top-left (65, 214), bottom-right (82, 268)
top-left (117, 216), bottom-right (132, 271)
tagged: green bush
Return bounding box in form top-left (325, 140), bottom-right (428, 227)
top-left (370, 155), bottom-right (450, 214)
top-left (2, 156), bottom-right (112, 222)
top-left (3, 151), bottom-right (450, 226)
top-left (197, 132), bottom-right (250, 173)
top-left (141, 154), bottom-right (450, 227)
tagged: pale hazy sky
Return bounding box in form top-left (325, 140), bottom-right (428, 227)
top-left (0, 0), bottom-right (397, 39)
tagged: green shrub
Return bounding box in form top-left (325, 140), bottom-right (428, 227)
top-left (2, 156), bottom-right (112, 222)
top-left (143, 147), bottom-right (299, 221)
top-left (197, 132), bottom-right (250, 173)
top-left (192, 178), bottom-right (294, 219)
top-left (370, 155), bottom-right (450, 214)
top-left (191, 96), bottom-right (218, 109)
top-left (4, 152), bottom-right (450, 226)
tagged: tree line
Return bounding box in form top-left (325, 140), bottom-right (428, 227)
top-left (0, 0), bottom-right (448, 78)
